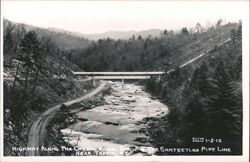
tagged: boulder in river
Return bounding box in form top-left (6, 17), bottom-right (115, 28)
top-left (78, 118), bottom-right (88, 122)
top-left (130, 130), bottom-right (137, 133)
top-left (134, 137), bottom-right (148, 143)
top-left (104, 121), bottom-right (119, 126)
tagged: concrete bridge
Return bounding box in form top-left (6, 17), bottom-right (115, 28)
top-left (72, 71), bottom-right (165, 86)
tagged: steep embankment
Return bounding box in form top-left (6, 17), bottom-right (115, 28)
top-left (4, 60), bottom-right (94, 155)
top-left (26, 82), bottom-right (107, 156)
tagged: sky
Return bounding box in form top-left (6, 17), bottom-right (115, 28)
top-left (2, 0), bottom-right (248, 34)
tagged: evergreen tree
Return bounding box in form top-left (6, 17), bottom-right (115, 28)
top-left (146, 77), bottom-right (157, 93)
top-left (205, 62), bottom-right (242, 154)
top-left (12, 31), bottom-right (41, 132)
top-left (181, 27), bottom-right (189, 35)
top-left (167, 68), bottom-right (184, 90)
top-left (190, 63), bottom-right (211, 97)
top-left (182, 94), bottom-right (206, 146)
top-left (20, 31), bottom-right (41, 94)
top-left (237, 22), bottom-right (242, 38)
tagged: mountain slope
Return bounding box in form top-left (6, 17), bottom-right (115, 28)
top-left (4, 19), bottom-right (90, 50)
top-left (68, 22), bottom-right (240, 72)
top-left (47, 27), bottom-right (163, 40)
top-left (145, 28), bottom-right (242, 155)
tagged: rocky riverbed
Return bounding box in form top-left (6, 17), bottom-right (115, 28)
top-left (61, 81), bottom-right (168, 156)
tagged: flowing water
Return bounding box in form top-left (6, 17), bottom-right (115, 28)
top-left (61, 81), bottom-right (168, 156)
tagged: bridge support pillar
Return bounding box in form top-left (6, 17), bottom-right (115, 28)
top-left (92, 77), bottom-right (96, 86)
top-left (158, 75), bottom-right (161, 81)
top-left (122, 78), bottom-right (124, 85)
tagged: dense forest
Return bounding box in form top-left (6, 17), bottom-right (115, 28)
top-left (145, 23), bottom-right (242, 155)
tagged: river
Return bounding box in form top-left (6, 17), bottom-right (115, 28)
top-left (61, 81), bottom-right (168, 156)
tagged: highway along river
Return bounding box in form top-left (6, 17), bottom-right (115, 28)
top-left (61, 81), bottom-right (168, 156)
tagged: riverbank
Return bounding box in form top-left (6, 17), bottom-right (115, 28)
top-left (44, 81), bottom-right (110, 156)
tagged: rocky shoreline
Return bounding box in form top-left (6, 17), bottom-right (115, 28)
top-left (45, 84), bottom-right (110, 156)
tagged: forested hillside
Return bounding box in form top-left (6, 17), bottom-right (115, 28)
top-left (3, 20), bottom-right (90, 58)
top-left (145, 22), bottom-right (242, 155)
top-left (3, 20), bottom-right (93, 155)
top-left (67, 21), bottom-right (239, 72)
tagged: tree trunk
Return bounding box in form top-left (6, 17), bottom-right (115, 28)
top-left (23, 66), bottom-right (30, 99)
top-left (11, 60), bottom-right (21, 94)
top-left (32, 65), bottom-right (40, 94)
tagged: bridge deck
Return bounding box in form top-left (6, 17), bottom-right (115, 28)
top-left (72, 71), bottom-right (165, 75)
top-left (92, 76), bottom-right (151, 80)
